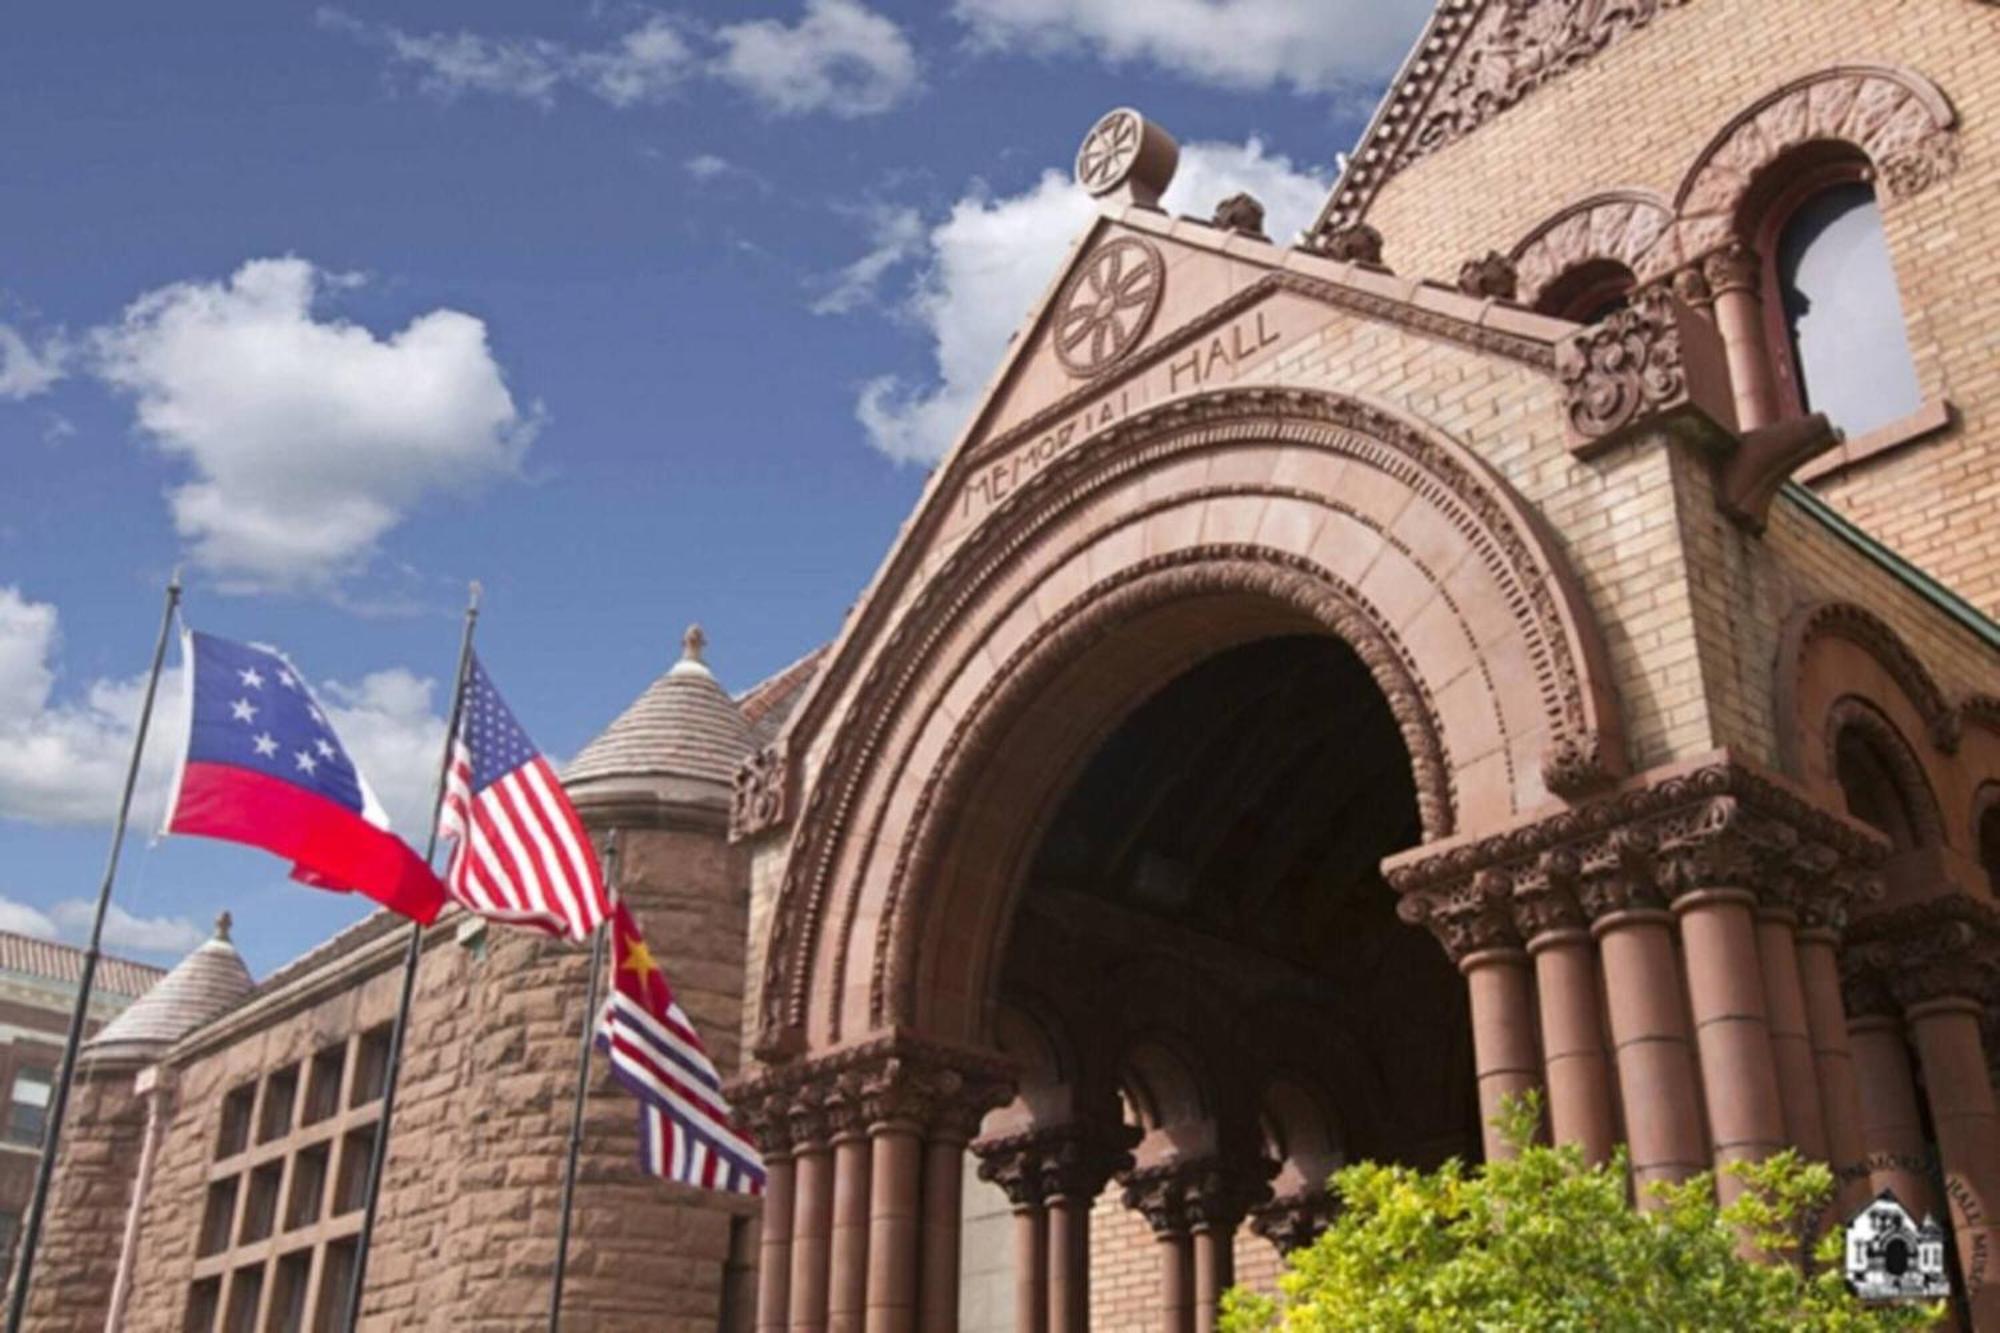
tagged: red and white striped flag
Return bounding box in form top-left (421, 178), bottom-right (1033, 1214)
top-left (438, 654), bottom-right (609, 940)
top-left (596, 901), bottom-right (765, 1194)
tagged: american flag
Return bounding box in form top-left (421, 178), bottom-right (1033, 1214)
top-left (438, 654), bottom-right (609, 941)
top-left (596, 901), bottom-right (766, 1194)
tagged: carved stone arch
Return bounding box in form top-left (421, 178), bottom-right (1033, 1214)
top-left (1775, 600), bottom-right (1960, 782)
top-left (756, 388), bottom-right (1627, 1061)
top-left (1640, 65), bottom-right (1959, 278)
top-left (1508, 189), bottom-right (1672, 311)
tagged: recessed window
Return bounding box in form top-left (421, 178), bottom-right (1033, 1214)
top-left (6, 1068), bottom-right (52, 1147)
top-left (1774, 180), bottom-right (1920, 437)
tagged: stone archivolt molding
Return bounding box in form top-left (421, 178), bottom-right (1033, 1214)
top-left (730, 1035), bottom-right (1016, 1152)
top-left (1774, 601), bottom-right (1963, 776)
top-left (1640, 65), bottom-right (1960, 281)
top-left (1843, 895), bottom-right (2000, 1014)
top-left (1508, 189), bottom-right (1673, 308)
top-left (754, 387), bottom-right (1625, 1059)
top-left (1823, 696), bottom-right (1949, 849)
top-left (1317, 0), bottom-right (1693, 235)
top-left (1390, 754), bottom-right (1889, 960)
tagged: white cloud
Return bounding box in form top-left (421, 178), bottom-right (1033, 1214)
top-left (323, 2), bottom-right (914, 117)
top-left (953, 0), bottom-right (1429, 96)
top-left (811, 205), bottom-right (925, 315)
top-left (685, 153), bottom-right (734, 181)
top-left (49, 901), bottom-right (205, 956)
top-left (0, 587), bottom-right (447, 838)
top-left (93, 257), bottom-right (534, 592)
top-left (0, 895), bottom-right (56, 940)
top-left (713, 0), bottom-right (919, 118)
top-left (854, 138), bottom-right (1327, 463)
top-left (0, 325), bottom-right (67, 400)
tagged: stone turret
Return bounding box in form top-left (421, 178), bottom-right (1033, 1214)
top-left (447, 623), bottom-right (759, 1329)
top-left (25, 915), bottom-right (252, 1333)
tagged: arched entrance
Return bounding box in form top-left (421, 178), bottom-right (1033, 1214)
top-left (738, 388), bottom-right (1628, 1332)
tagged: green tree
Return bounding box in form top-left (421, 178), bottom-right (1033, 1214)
top-left (1223, 1096), bottom-right (1940, 1332)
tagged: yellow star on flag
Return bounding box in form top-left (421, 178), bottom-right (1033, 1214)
top-left (621, 934), bottom-right (660, 983)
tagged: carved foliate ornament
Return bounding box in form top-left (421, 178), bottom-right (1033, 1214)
top-left (1212, 192), bottom-right (1267, 238)
top-left (1051, 237), bottom-right (1165, 379)
top-left (1512, 848), bottom-right (1586, 940)
top-left (1250, 1189), bottom-right (1341, 1254)
top-left (1300, 222), bottom-right (1386, 267)
top-left (1400, 867), bottom-right (1521, 961)
top-left (1120, 1158), bottom-right (1270, 1236)
top-left (1074, 107), bottom-right (1178, 206)
top-left (730, 743), bottom-right (788, 841)
top-left (973, 1121), bottom-right (1138, 1208)
top-left (1846, 898), bottom-right (2000, 1013)
top-left (1456, 251), bottom-right (1520, 301)
top-left (1555, 288), bottom-right (1690, 446)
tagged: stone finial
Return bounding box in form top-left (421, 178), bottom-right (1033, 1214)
top-left (1074, 107), bottom-right (1179, 208)
top-left (213, 911), bottom-right (232, 943)
top-left (1456, 251), bottom-right (1520, 302)
top-left (682, 624), bottom-right (708, 664)
top-left (1211, 192), bottom-right (1266, 238)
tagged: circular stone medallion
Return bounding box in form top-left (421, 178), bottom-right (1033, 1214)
top-left (1052, 237), bottom-right (1165, 378)
top-left (1076, 109), bottom-right (1145, 194)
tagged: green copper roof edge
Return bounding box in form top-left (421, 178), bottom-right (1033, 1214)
top-left (1778, 480), bottom-right (2000, 653)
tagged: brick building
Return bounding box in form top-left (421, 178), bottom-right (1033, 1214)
top-left (0, 932), bottom-right (165, 1289)
top-left (27, 0), bottom-right (2000, 1328)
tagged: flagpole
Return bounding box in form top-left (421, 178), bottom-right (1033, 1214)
top-left (343, 582), bottom-right (480, 1331)
top-left (548, 830), bottom-right (616, 1333)
top-left (4, 569), bottom-right (182, 1333)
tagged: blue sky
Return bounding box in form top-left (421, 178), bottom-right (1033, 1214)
top-left (0, 0), bottom-right (1430, 976)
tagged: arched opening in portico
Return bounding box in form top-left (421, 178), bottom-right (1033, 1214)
top-left (960, 630), bottom-right (1473, 1331)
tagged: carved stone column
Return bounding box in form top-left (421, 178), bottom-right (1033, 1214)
top-left (1795, 876), bottom-right (1872, 1211)
top-left (1187, 1169), bottom-right (1262, 1333)
top-left (738, 1095), bottom-right (797, 1333)
top-left (1702, 241), bottom-right (1777, 431)
top-left (976, 1136), bottom-right (1050, 1333)
top-left (1580, 829), bottom-right (1706, 1198)
top-left (789, 1098), bottom-right (837, 1333)
top-left (858, 1060), bottom-right (942, 1333)
top-left (1659, 800), bottom-right (1788, 1200)
top-left (1514, 852), bottom-right (1616, 1163)
top-left (1400, 870), bottom-right (1540, 1159)
top-left (975, 1121), bottom-right (1133, 1333)
top-left (826, 1090), bottom-right (873, 1333)
top-left (1122, 1164), bottom-right (1195, 1333)
top-left (1751, 845), bottom-right (1830, 1164)
top-left (1842, 965), bottom-right (1937, 1221)
top-left (1864, 903), bottom-right (2000, 1320)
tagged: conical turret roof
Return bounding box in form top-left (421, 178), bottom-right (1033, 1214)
top-left (565, 625), bottom-right (755, 803)
top-left (85, 913), bottom-right (254, 1064)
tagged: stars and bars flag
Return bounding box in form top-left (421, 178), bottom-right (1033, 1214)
top-left (162, 631), bottom-right (447, 923)
top-left (438, 654), bottom-right (610, 941)
top-left (596, 901), bottom-right (765, 1195)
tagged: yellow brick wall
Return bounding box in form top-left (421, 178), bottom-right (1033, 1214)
top-left (1361, 0), bottom-right (2000, 613)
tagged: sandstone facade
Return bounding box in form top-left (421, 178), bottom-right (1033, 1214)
top-left (27, 2), bottom-right (2000, 1330)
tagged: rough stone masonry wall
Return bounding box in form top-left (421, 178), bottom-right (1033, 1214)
top-left (1360, 0), bottom-right (2000, 613)
top-left (116, 820), bottom-right (754, 1331)
top-left (19, 1066), bottom-right (145, 1332)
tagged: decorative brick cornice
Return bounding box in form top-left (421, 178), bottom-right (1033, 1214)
top-left (1387, 754), bottom-right (1889, 935)
top-left (1316, 0), bottom-right (1693, 235)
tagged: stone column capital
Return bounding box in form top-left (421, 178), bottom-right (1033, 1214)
top-left (1701, 240), bottom-right (1761, 295)
top-left (1512, 848), bottom-right (1587, 943)
top-left (1844, 896), bottom-right (2000, 1015)
top-left (1248, 1189), bottom-right (1341, 1255)
top-left (1119, 1157), bottom-right (1271, 1238)
top-left (1397, 868), bottom-right (1522, 964)
top-left (727, 1035), bottom-right (1018, 1155)
top-left (972, 1120), bottom-right (1139, 1209)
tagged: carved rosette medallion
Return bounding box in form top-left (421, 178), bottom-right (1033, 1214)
top-left (1051, 237), bottom-right (1165, 379)
top-left (1076, 109), bottom-right (1144, 193)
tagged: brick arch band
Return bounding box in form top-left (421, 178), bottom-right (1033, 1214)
top-left (755, 388), bottom-right (1626, 1059)
top-left (1508, 189), bottom-right (1673, 309)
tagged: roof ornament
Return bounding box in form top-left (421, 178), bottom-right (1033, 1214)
top-left (682, 624), bottom-right (708, 664)
top-left (1074, 108), bottom-right (1179, 209)
top-left (213, 910), bottom-right (232, 943)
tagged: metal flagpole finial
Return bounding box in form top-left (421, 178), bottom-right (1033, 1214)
top-left (168, 565), bottom-right (185, 595)
top-left (467, 580), bottom-right (483, 612)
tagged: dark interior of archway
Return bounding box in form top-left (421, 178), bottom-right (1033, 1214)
top-left (1002, 634), bottom-right (1478, 1167)
top-left (1836, 726), bottom-right (1923, 852)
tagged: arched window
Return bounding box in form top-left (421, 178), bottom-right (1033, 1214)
top-left (1834, 722), bottom-right (1924, 853)
top-left (1763, 168), bottom-right (1921, 436)
top-left (1534, 258), bottom-right (1636, 324)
